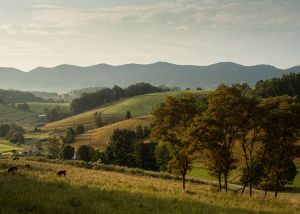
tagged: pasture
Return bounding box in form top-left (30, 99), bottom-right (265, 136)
top-left (44, 90), bottom-right (208, 131)
top-left (0, 102), bottom-right (70, 128)
top-left (0, 159), bottom-right (299, 214)
top-left (73, 116), bottom-right (151, 149)
top-left (0, 104), bottom-right (35, 123)
top-left (27, 102), bottom-right (70, 114)
top-left (0, 140), bottom-right (23, 153)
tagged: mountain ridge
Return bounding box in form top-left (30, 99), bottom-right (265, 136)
top-left (0, 62), bottom-right (299, 93)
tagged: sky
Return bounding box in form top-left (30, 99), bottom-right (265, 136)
top-left (0, 0), bottom-right (299, 71)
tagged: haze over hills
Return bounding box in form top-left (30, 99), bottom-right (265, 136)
top-left (0, 62), bottom-right (299, 93)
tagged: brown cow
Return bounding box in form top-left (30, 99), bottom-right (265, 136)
top-left (57, 170), bottom-right (66, 177)
top-left (7, 167), bottom-right (17, 174)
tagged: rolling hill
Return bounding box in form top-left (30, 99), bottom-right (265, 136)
top-left (44, 90), bottom-right (207, 131)
top-left (0, 103), bottom-right (70, 128)
top-left (1, 62), bottom-right (300, 92)
top-left (0, 104), bottom-right (36, 124)
top-left (73, 116), bottom-right (151, 149)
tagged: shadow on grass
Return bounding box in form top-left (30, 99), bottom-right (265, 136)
top-left (283, 186), bottom-right (300, 194)
top-left (0, 174), bottom-right (270, 214)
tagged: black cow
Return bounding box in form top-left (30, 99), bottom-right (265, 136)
top-left (57, 170), bottom-right (66, 177)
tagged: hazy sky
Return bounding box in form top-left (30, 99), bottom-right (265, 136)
top-left (0, 0), bottom-right (299, 71)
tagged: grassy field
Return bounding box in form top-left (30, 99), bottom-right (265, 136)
top-left (28, 102), bottom-right (70, 114)
top-left (0, 102), bottom-right (70, 129)
top-left (0, 104), bottom-right (35, 123)
top-left (44, 90), bottom-right (208, 131)
top-left (0, 140), bottom-right (23, 153)
top-left (73, 116), bottom-right (152, 149)
top-left (0, 159), bottom-right (299, 214)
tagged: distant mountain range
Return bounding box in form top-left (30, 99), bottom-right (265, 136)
top-left (0, 62), bottom-right (299, 93)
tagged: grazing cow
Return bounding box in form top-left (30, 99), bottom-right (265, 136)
top-left (12, 157), bottom-right (19, 160)
top-left (7, 167), bottom-right (17, 174)
top-left (57, 170), bottom-right (66, 177)
top-left (24, 164), bottom-right (31, 169)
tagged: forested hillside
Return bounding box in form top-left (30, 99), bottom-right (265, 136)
top-left (0, 89), bottom-right (45, 103)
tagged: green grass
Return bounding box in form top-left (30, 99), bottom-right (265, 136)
top-left (104, 90), bottom-right (207, 117)
top-left (0, 140), bottom-right (23, 152)
top-left (0, 103), bottom-right (70, 129)
top-left (188, 164), bottom-right (300, 188)
top-left (188, 167), bottom-right (212, 180)
top-left (291, 172), bottom-right (300, 187)
top-left (28, 102), bottom-right (70, 114)
top-left (45, 90), bottom-right (208, 131)
top-left (0, 104), bottom-right (35, 123)
top-left (0, 159), bottom-right (299, 214)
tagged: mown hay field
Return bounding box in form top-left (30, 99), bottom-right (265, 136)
top-left (0, 159), bottom-right (299, 214)
top-left (73, 116), bottom-right (151, 149)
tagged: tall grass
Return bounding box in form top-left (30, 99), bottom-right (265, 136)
top-left (0, 159), bottom-right (299, 213)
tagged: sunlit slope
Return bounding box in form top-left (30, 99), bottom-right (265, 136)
top-left (44, 90), bottom-right (208, 131)
top-left (73, 116), bottom-right (151, 149)
top-left (0, 159), bottom-right (299, 213)
top-left (0, 140), bottom-right (23, 153)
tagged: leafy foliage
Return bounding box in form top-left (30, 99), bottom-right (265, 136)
top-left (151, 94), bottom-right (204, 189)
top-left (61, 145), bottom-right (75, 160)
top-left (254, 72), bottom-right (300, 98)
top-left (76, 145), bottom-right (95, 162)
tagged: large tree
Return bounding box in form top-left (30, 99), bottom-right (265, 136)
top-left (190, 85), bottom-right (246, 193)
top-left (46, 138), bottom-right (61, 159)
top-left (258, 96), bottom-right (300, 197)
top-left (235, 95), bottom-right (263, 196)
top-left (104, 129), bottom-right (137, 167)
top-left (76, 145), bottom-right (95, 162)
top-left (151, 94), bottom-right (203, 189)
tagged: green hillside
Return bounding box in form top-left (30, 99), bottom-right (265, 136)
top-left (0, 104), bottom-right (35, 123)
top-left (45, 90), bottom-right (208, 131)
top-left (0, 140), bottom-right (23, 153)
top-left (27, 102), bottom-right (70, 114)
top-left (0, 103), bottom-right (70, 128)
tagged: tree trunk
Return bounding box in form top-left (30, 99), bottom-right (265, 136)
top-left (264, 189), bottom-right (267, 198)
top-left (275, 172), bottom-right (279, 198)
top-left (249, 180), bottom-right (252, 197)
top-left (182, 171), bottom-right (186, 190)
top-left (218, 173), bottom-right (222, 191)
top-left (241, 182), bottom-right (247, 196)
top-left (224, 173), bottom-right (228, 194)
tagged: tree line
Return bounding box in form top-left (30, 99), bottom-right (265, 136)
top-left (254, 72), bottom-right (300, 98)
top-left (151, 84), bottom-right (300, 197)
top-left (43, 106), bottom-right (70, 123)
top-left (70, 83), bottom-right (163, 114)
top-left (0, 89), bottom-right (45, 104)
top-left (0, 123), bottom-right (25, 144)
